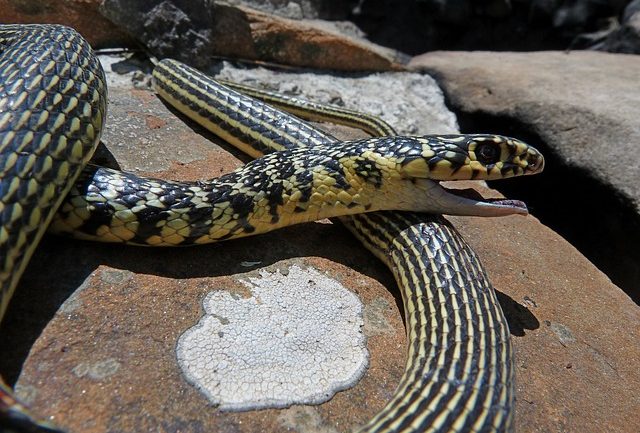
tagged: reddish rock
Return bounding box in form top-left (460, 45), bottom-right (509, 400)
top-left (0, 0), bottom-right (132, 47)
top-left (449, 188), bottom-right (640, 433)
top-left (230, 5), bottom-right (407, 71)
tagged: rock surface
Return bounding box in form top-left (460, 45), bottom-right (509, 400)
top-left (410, 50), bottom-right (640, 301)
top-left (0, 56), bottom-right (638, 433)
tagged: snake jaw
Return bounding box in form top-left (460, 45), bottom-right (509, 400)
top-left (425, 183), bottom-right (529, 217)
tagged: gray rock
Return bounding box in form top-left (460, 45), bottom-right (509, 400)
top-left (100, 0), bottom-right (215, 68)
top-left (624, 0), bottom-right (640, 21)
top-left (596, 0), bottom-right (640, 53)
top-left (552, 0), bottom-right (625, 30)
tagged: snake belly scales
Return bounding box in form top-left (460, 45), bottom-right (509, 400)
top-left (0, 25), bottom-right (544, 433)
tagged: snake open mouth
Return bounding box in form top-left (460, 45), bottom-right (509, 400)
top-left (436, 184), bottom-right (529, 217)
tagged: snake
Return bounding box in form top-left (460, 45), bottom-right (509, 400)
top-left (0, 24), bottom-right (544, 433)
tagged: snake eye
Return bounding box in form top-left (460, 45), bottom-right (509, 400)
top-left (475, 143), bottom-right (500, 165)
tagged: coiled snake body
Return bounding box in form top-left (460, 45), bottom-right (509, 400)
top-left (0, 25), bottom-right (543, 432)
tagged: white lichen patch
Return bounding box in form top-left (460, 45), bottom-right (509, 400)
top-left (176, 265), bottom-right (368, 411)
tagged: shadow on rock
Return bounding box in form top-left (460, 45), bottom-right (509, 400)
top-left (495, 290), bottom-right (540, 337)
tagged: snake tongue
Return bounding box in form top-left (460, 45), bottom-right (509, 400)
top-left (437, 185), bottom-right (529, 217)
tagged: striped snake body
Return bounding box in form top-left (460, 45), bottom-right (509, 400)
top-left (51, 133), bottom-right (534, 246)
top-left (0, 25), bottom-right (543, 432)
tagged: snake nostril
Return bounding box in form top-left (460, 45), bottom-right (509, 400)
top-left (528, 155), bottom-right (543, 171)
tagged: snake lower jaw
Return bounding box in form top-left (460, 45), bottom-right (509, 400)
top-left (423, 182), bottom-right (530, 217)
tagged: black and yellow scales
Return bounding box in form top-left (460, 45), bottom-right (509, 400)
top-left (0, 24), bottom-right (543, 433)
top-left (52, 133), bottom-right (538, 246)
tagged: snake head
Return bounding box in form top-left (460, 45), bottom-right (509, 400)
top-left (395, 134), bottom-right (544, 217)
top-left (401, 134), bottom-right (544, 181)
